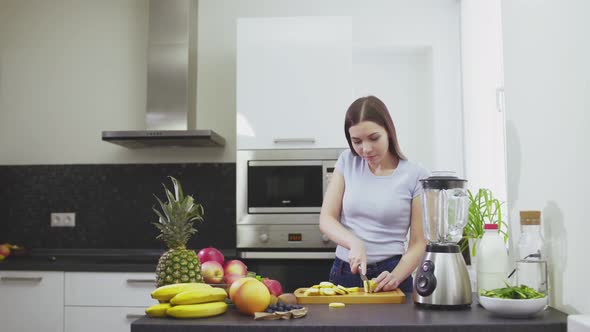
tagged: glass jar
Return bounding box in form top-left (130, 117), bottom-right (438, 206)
top-left (517, 211), bottom-right (544, 261)
top-left (515, 211), bottom-right (547, 293)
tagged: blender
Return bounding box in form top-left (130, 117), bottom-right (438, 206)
top-left (413, 171), bottom-right (472, 307)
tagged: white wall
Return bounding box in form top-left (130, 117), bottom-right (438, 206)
top-left (0, 0), bottom-right (231, 165)
top-left (0, 0), bottom-right (461, 171)
top-left (502, 0), bottom-right (590, 314)
top-left (460, 0), bottom-right (507, 202)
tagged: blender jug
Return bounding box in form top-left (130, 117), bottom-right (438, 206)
top-left (421, 171), bottom-right (470, 244)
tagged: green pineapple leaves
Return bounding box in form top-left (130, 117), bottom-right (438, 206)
top-left (152, 176), bottom-right (204, 248)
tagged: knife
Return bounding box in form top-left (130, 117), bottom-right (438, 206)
top-left (358, 265), bottom-right (371, 293)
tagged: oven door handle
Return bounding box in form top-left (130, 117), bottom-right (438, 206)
top-left (238, 251), bottom-right (335, 260)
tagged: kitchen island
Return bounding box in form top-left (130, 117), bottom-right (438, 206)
top-left (131, 295), bottom-right (567, 332)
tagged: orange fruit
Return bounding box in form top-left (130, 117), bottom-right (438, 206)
top-left (232, 279), bottom-right (271, 316)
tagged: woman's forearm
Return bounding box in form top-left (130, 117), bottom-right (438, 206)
top-left (391, 241), bottom-right (426, 281)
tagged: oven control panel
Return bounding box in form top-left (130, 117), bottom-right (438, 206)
top-left (237, 224), bottom-right (336, 249)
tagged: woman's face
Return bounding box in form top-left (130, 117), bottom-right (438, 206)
top-left (348, 121), bottom-right (390, 167)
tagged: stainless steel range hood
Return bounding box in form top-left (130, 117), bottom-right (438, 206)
top-left (102, 0), bottom-right (225, 148)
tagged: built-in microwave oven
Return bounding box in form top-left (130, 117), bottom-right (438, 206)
top-left (236, 149), bottom-right (344, 256)
top-left (247, 159), bottom-right (333, 214)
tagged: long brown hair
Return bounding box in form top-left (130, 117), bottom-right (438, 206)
top-left (344, 95), bottom-right (406, 160)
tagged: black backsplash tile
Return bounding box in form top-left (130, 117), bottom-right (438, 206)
top-left (0, 163), bottom-right (236, 251)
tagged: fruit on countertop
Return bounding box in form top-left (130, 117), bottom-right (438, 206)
top-left (228, 277), bottom-right (257, 300)
top-left (170, 287), bottom-right (227, 305)
top-left (255, 300), bottom-right (308, 321)
top-left (277, 293), bottom-right (297, 305)
top-left (145, 303), bottom-right (171, 317)
top-left (232, 278), bottom-right (271, 316)
top-left (151, 282), bottom-right (212, 302)
top-left (201, 260), bottom-right (224, 284)
top-left (152, 177), bottom-right (205, 286)
top-left (223, 273), bottom-right (244, 286)
top-left (224, 259), bottom-right (248, 278)
top-left (197, 247), bottom-right (225, 266)
top-left (146, 283), bottom-right (229, 319)
top-left (264, 301), bottom-right (304, 313)
top-left (261, 278), bottom-right (283, 297)
top-left (0, 243), bottom-right (11, 261)
top-left (329, 302), bottom-right (346, 308)
top-left (269, 295), bottom-right (278, 305)
top-left (166, 301), bottom-right (228, 319)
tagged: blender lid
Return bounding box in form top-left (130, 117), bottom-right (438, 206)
top-left (420, 171), bottom-right (467, 189)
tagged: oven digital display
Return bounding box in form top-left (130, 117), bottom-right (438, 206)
top-left (288, 233), bottom-right (302, 242)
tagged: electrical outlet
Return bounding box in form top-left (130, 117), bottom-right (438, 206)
top-left (50, 212), bottom-right (76, 227)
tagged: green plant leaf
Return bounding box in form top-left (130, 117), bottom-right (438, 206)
top-left (462, 188), bottom-right (509, 256)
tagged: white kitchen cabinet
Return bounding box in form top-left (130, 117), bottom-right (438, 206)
top-left (64, 272), bottom-right (156, 332)
top-left (236, 16), bottom-right (352, 150)
top-left (0, 271), bottom-right (64, 332)
top-left (65, 306), bottom-right (146, 332)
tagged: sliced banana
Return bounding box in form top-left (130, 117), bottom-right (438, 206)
top-left (333, 287), bottom-right (347, 295)
top-left (336, 285), bottom-right (349, 294)
top-left (346, 287), bottom-right (360, 293)
top-left (320, 287), bottom-right (336, 296)
top-left (304, 287), bottom-right (320, 296)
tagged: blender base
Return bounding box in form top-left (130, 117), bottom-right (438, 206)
top-left (413, 244), bottom-right (472, 307)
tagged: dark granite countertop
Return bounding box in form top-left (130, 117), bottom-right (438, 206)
top-left (131, 296), bottom-right (567, 332)
top-left (0, 248), bottom-right (237, 273)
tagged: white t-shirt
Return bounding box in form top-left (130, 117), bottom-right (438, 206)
top-left (334, 149), bottom-right (430, 263)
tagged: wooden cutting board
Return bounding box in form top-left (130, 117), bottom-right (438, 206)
top-left (294, 288), bottom-right (406, 304)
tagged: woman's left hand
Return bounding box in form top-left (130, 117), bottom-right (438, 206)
top-left (372, 270), bottom-right (403, 292)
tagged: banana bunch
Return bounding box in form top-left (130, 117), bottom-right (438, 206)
top-left (146, 283), bottom-right (228, 319)
top-left (303, 281), bottom-right (360, 296)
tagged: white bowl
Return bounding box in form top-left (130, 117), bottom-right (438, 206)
top-left (479, 296), bottom-right (548, 318)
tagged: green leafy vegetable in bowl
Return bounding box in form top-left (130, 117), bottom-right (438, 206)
top-left (480, 284), bottom-right (545, 299)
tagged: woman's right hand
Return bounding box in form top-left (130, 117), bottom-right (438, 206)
top-left (348, 239), bottom-right (367, 275)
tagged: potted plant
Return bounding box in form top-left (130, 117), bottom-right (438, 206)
top-left (460, 188), bottom-right (509, 259)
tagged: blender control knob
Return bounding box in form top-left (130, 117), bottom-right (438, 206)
top-left (259, 233), bottom-right (269, 243)
top-left (417, 276), bottom-right (429, 289)
top-left (422, 260), bottom-right (434, 272)
top-left (321, 234), bottom-right (330, 243)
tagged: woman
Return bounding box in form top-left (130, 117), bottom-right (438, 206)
top-left (319, 95), bottom-right (429, 293)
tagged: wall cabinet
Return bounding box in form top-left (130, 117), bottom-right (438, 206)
top-left (237, 16), bottom-right (352, 150)
top-left (0, 271), bottom-right (65, 332)
top-left (235, 12), bottom-right (464, 174)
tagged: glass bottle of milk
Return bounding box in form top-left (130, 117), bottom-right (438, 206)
top-left (476, 223), bottom-right (509, 295)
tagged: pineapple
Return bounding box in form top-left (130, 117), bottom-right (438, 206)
top-left (152, 176), bottom-right (205, 287)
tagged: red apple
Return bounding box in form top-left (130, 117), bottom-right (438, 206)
top-left (201, 261), bottom-right (224, 284)
top-left (262, 278), bottom-right (283, 297)
top-left (0, 244), bottom-right (11, 261)
top-left (197, 247), bottom-right (225, 266)
top-left (223, 273), bottom-right (245, 287)
top-left (224, 259), bottom-right (248, 278)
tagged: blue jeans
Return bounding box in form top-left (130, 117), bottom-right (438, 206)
top-left (328, 255), bottom-right (414, 294)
